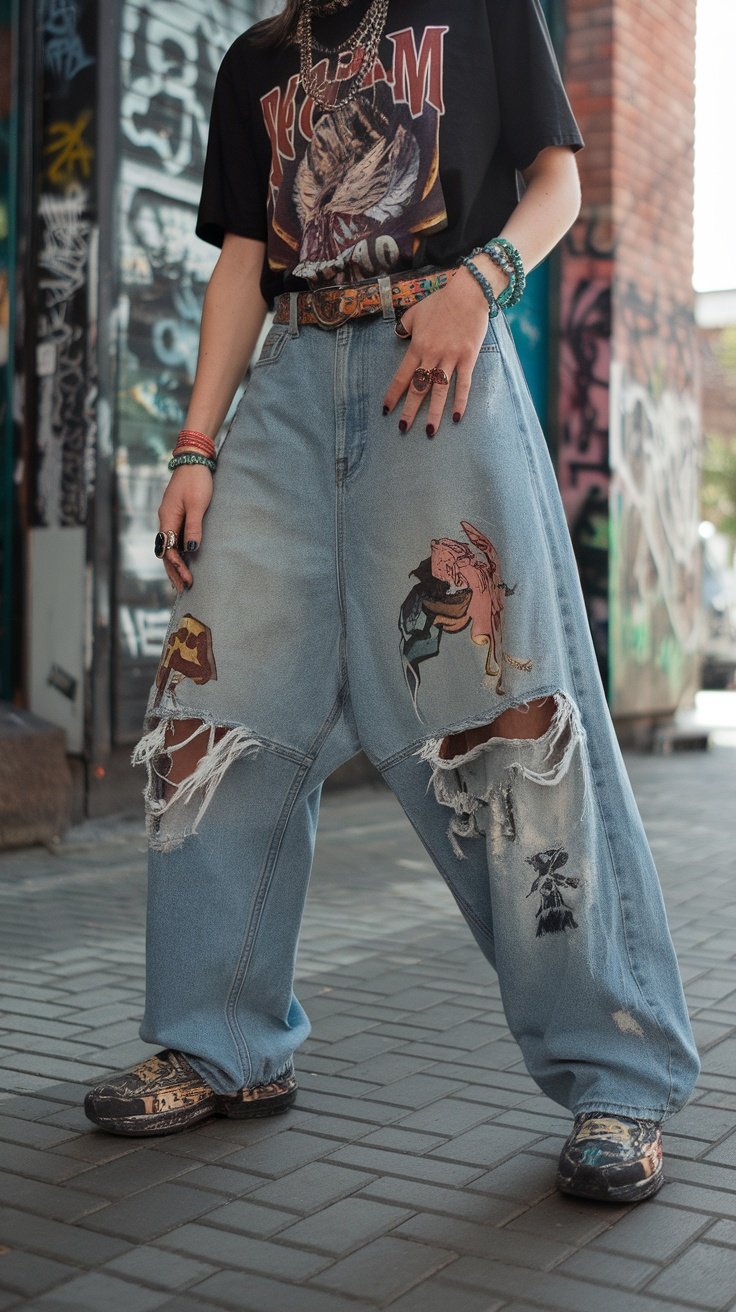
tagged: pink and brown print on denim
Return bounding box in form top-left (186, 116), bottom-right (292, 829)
top-left (399, 520), bottom-right (531, 715)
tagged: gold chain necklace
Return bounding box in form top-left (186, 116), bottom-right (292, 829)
top-left (298, 0), bottom-right (389, 111)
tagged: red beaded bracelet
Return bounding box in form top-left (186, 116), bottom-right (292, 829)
top-left (173, 437), bottom-right (215, 455)
top-left (173, 434), bottom-right (216, 459)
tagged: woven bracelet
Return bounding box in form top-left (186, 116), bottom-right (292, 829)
top-left (168, 452), bottom-right (217, 473)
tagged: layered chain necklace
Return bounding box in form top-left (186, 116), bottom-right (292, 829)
top-left (298, 0), bottom-right (390, 111)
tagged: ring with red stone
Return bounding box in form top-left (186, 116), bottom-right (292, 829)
top-left (394, 317), bottom-right (411, 339)
top-left (411, 367), bottom-right (432, 394)
top-left (430, 367), bottom-right (449, 386)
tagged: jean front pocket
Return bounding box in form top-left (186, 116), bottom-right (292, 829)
top-left (253, 325), bottom-right (290, 368)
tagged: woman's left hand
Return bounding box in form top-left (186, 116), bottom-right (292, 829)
top-left (382, 265), bottom-right (500, 437)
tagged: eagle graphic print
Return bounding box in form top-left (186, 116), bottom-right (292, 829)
top-left (260, 26), bottom-right (449, 283)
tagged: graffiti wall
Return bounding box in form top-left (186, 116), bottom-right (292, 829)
top-left (557, 214), bottom-right (614, 680)
top-left (114, 0), bottom-right (260, 739)
top-left (609, 286), bottom-right (701, 716)
top-left (33, 0), bottom-right (98, 529)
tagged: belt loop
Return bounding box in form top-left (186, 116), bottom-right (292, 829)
top-left (289, 292), bottom-right (300, 338)
top-left (377, 274), bottom-right (394, 320)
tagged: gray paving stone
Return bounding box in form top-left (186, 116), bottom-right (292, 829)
top-left (555, 1247), bottom-right (660, 1290)
top-left (326, 1143), bottom-right (484, 1187)
top-left (0, 1135), bottom-right (90, 1183)
top-left (0, 1054), bottom-right (110, 1082)
top-left (503, 1193), bottom-right (626, 1245)
top-left (17, 1271), bottom-right (171, 1311)
top-left (396, 1099), bottom-right (498, 1137)
top-left (343, 1053), bottom-right (435, 1085)
top-left (656, 1181), bottom-right (736, 1219)
top-left (386, 1281), bottom-right (505, 1312)
top-left (703, 1132), bottom-right (736, 1167)
top-left (188, 1270), bottom-right (371, 1312)
top-left (155, 1299), bottom-right (240, 1312)
top-left (357, 1175), bottom-right (517, 1225)
top-left (172, 1165), bottom-right (265, 1198)
top-left (79, 1182), bottom-right (221, 1242)
top-left (312, 1235), bottom-right (456, 1301)
top-left (0, 1116), bottom-right (78, 1150)
top-left (218, 1131), bottom-right (344, 1179)
top-left (247, 1161), bottom-right (377, 1213)
top-left (0, 1251), bottom-right (78, 1297)
top-left (442, 1256), bottom-right (704, 1312)
top-left (0, 1172), bottom-right (105, 1222)
top-left (361, 1074), bottom-right (467, 1107)
top-left (464, 1152), bottom-right (557, 1204)
top-left (0, 1206), bottom-right (131, 1266)
top-left (645, 1241), bottom-right (736, 1307)
top-left (154, 1222), bottom-right (331, 1279)
top-left (276, 1196), bottom-right (411, 1255)
top-left (429, 1124), bottom-right (543, 1168)
top-left (102, 1246), bottom-right (218, 1290)
top-left (705, 1218), bottom-right (736, 1246)
top-left (394, 1211), bottom-right (573, 1269)
top-left (198, 1198), bottom-right (296, 1238)
top-left (355, 1126), bottom-right (447, 1154)
top-left (595, 1198), bottom-right (713, 1259)
top-left (69, 1149), bottom-right (196, 1198)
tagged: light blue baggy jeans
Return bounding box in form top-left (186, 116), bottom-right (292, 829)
top-left (134, 294), bottom-right (700, 1122)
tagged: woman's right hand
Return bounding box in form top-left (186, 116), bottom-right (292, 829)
top-left (157, 465), bottom-right (214, 593)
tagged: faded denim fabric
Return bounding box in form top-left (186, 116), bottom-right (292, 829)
top-left (136, 303), bottom-right (700, 1118)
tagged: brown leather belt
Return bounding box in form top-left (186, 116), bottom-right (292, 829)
top-left (273, 269), bottom-right (454, 329)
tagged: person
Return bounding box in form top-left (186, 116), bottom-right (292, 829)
top-left (84, 0), bottom-right (699, 1203)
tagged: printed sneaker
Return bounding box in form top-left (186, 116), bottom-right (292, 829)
top-left (84, 1049), bottom-right (297, 1137)
top-left (556, 1112), bottom-right (664, 1203)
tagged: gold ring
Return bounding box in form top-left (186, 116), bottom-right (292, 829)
top-left (164, 529), bottom-right (178, 553)
top-left (394, 318), bottom-right (411, 340)
top-left (431, 367), bottom-right (449, 386)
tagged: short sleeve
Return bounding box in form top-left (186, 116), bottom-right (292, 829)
top-left (491, 0), bottom-right (584, 172)
top-left (196, 55), bottom-right (268, 248)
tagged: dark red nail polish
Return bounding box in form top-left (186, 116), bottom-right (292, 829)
top-left (453, 411), bottom-right (461, 424)
top-left (382, 404), bottom-right (389, 416)
top-left (426, 424), bottom-right (435, 438)
top-left (399, 419), bottom-right (408, 433)
top-left (186, 540), bottom-right (199, 553)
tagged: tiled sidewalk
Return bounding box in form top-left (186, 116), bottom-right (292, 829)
top-left (0, 714), bottom-right (735, 1311)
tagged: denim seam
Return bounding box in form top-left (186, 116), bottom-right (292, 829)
top-left (573, 1100), bottom-right (670, 1120)
top-left (223, 690), bottom-right (347, 1085)
top-left (497, 318), bottom-right (677, 1116)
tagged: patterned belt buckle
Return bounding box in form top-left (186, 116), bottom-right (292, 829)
top-left (309, 287), bottom-right (360, 329)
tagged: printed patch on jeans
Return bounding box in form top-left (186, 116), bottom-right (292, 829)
top-left (399, 519), bottom-right (532, 715)
top-left (153, 613), bottom-right (217, 707)
top-left (526, 847), bottom-right (579, 936)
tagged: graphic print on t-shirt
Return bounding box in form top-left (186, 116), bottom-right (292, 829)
top-left (260, 26), bottom-right (449, 284)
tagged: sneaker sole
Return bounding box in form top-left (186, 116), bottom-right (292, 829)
top-left (556, 1165), bottom-right (664, 1204)
top-left (83, 1085), bottom-right (297, 1137)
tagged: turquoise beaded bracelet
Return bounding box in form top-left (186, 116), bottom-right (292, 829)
top-left (484, 237), bottom-right (526, 307)
top-left (468, 243), bottom-right (516, 309)
top-left (168, 452), bottom-right (217, 473)
top-left (458, 255), bottom-right (501, 318)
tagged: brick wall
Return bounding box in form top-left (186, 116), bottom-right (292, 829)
top-left (559, 0), bottom-right (701, 719)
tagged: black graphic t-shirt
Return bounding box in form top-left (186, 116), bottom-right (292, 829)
top-left (196, 0), bottom-right (584, 307)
